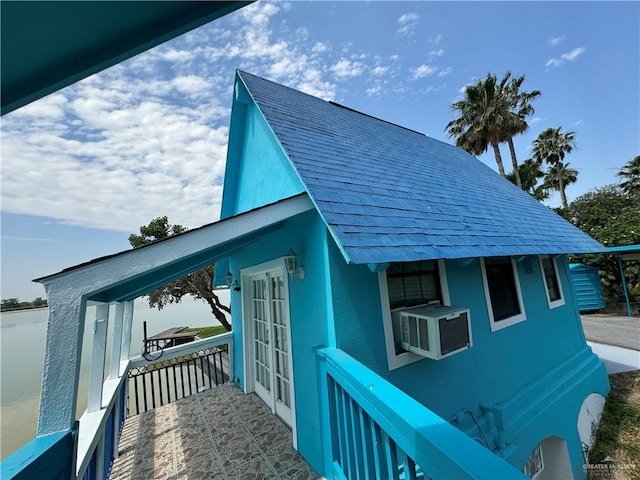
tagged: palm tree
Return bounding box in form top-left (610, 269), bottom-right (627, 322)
top-left (542, 162), bottom-right (578, 205)
top-left (617, 155), bottom-right (640, 194)
top-left (506, 158), bottom-right (548, 200)
top-left (446, 73), bottom-right (511, 177)
top-left (446, 72), bottom-right (540, 188)
top-left (532, 127), bottom-right (576, 208)
top-left (503, 75), bottom-right (541, 188)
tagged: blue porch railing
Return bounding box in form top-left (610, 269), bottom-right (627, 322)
top-left (316, 347), bottom-right (529, 480)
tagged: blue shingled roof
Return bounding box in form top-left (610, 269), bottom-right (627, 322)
top-left (235, 71), bottom-right (604, 264)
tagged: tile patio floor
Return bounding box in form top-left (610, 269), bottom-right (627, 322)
top-left (110, 383), bottom-right (320, 480)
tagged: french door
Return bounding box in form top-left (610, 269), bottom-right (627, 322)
top-left (248, 267), bottom-right (294, 427)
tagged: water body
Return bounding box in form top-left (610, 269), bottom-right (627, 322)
top-left (0, 295), bottom-right (228, 459)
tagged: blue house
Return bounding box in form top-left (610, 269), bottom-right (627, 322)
top-left (4, 71), bottom-right (609, 480)
top-left (217, 71), bottom-right (611, 479)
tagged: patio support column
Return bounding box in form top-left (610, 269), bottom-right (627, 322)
top-left (119, 300), bottom-right (134, 375)
top-left (88, 303), bottom-right (110, 413)
top-left (37, 294), bottom-right (87, 436)
top-left (110, 303), bottom-right (124, 380)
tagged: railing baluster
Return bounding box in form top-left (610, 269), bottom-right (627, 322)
top-left (186, 359), bottom-right (193, 396)
top-left (372, 421), bottom-right (386, 479)
top-left (150, 370), bottom-right (156, 409)
top-left (383, 433), bottom-right (400, 480)
top-left (206, 351), bottom-right (213, 388)
top-left (164, 366), bottom-right (170, 404)
top-left (173, 363), bottom-right (179, 402)
top-left (179, 362), bottom-right (186, 399)
top-left (359, 406), bottom-right (374, 480)
top-left (341, 386), bottom-right (355, 479)
top-left (333, 382), bottom-right (346, 473)
top-left (214, 350), bottom-right (221, 385)
top-left (350, 397), bottom-right (364, 479)
top-left (158, 368), bottom-right (164, 406)
top-left (133, 374), bottom-right (140, 416)
top-left (405, 455), bottom-right (418, 480)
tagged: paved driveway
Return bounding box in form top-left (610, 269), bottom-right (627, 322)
top-left (581, 314), bottom-right (640, 351)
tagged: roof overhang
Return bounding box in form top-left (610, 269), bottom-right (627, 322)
top-left (607, 245), bottom-right (640, 261)
top-left (1, 1), bottom-right (252, 115)
top-left (35, 194), bottom-right (314, 303)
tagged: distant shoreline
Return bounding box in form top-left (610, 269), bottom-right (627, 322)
top-left (1, 306), bottom-right (48, 314)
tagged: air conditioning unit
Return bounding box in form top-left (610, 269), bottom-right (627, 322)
top-left (399, 305), bottom-right (472, 360)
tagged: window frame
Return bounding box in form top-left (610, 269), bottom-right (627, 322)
top-left (539, 255), bottom-right (565, 309)
top-left (480, 257), bottom-right (526, 332)
top-left (379, 259), bottom-right (450, 370)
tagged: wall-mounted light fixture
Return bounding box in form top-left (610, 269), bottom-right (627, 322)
top-left (225, 271), bottom-right (240, 291)
top-left (284, 249), bottom-right (305, 279)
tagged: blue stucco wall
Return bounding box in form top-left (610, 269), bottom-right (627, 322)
top-left (224, 103), bottom-right (305, 217)
top-left (227, 210), bottom-right (331, 474)
top-left (327, 240), bottom-right (608, 478)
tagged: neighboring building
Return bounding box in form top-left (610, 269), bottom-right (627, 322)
top-left (215, 71), bottom-right (609, 479)
top-left (569, 263), bottom-right (606, 312)
top-left (7, 71), bottom-right (610, 480)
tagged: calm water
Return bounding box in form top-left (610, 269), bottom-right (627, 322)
top-left (0, 295), bottom-right (228, 459)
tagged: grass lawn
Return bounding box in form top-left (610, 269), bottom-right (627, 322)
top-left (588, 370), bottom-right (640, 479)
top-left (184, 325), bottom-right (227, 339)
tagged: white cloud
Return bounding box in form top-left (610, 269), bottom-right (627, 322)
top-left (546, 47), bottom-right (587, 70)
top-left (438, 66), bottom-right (452, 77)
top-left (430, 48), bottom-right (445, 57)
top-left (562, 47), bottom-right (586, 61)
top-left (312, 42), bottom-right (328, 53)
top-left (330, 58), bottom-right (364, 79)
top-left (397, 12), bottom-right (419, 35)
top-left (366, 86), bottom-right (382, 97)
top-left (549, 35), bottom-right (565, 47)
top-left (371, 65), bottom-right (389, 76)
top-left (172, 76), bottom-right (212, 95)
top-left (413, 64), bottom-right (437, 79)
top-left (0, 0), bottom-right (346, 231)
top-left (159, 48), bottom-right (196, 63)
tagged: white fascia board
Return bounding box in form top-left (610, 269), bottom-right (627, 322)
top-left (38, 194), bottom-right (314, 299)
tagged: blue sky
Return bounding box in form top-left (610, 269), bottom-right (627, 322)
top-left (1, 1), bottom-right (638, 300)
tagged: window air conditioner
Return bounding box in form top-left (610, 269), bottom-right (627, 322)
top-left (399, 305), bottom-right (472, 360)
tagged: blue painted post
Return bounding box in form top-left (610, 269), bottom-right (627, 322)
top-left (617, 255), bottom-right (632, 317)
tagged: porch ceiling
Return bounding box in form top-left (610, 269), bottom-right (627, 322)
top-left (1, 1), bottom-right (252, 115)
top-left (35, 194), bottom-right (314, 303)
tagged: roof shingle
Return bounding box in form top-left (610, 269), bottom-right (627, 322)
top-left (237, 71), bottom-right (604, 264)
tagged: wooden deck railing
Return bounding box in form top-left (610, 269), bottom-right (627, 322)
top-left (316, 347), bottom-right (529, 480)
